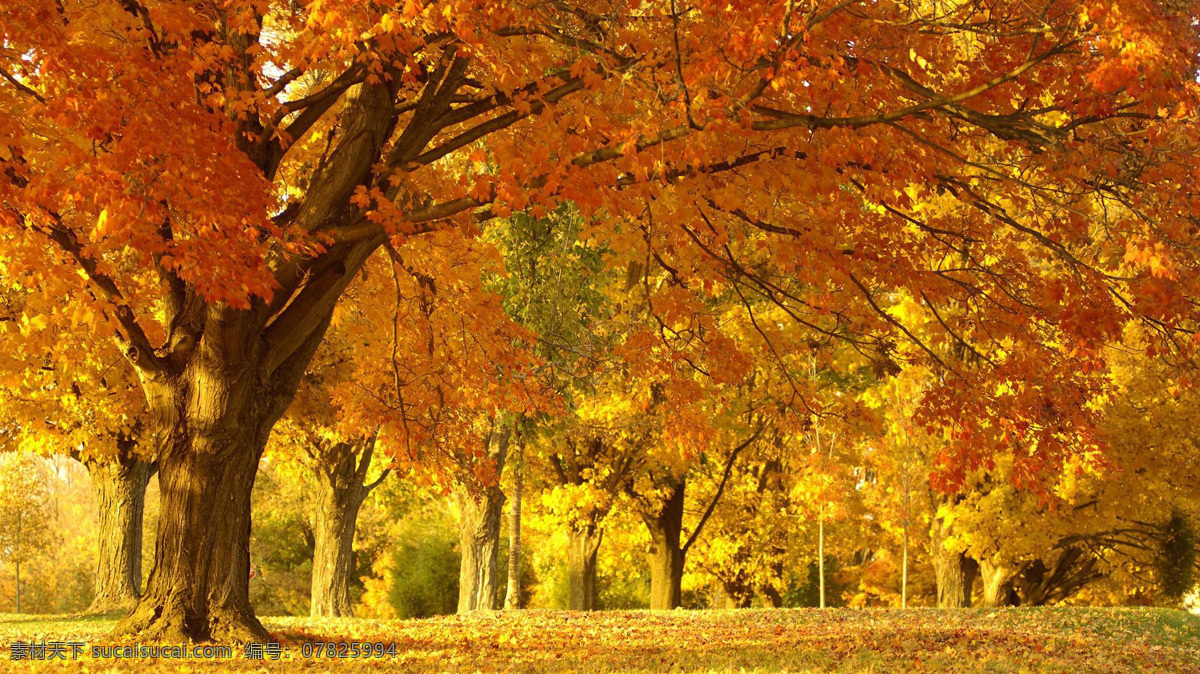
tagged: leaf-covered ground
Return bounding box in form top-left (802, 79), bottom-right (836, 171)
top-left (0, 608), bottom-right (1197, 672)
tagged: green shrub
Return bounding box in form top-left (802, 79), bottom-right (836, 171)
top-left (1156, 511), bottom-right (1197, 602)
top-left (387, 525), bottom-right (460, 618)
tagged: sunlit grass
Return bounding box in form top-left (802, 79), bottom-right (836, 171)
top-left (0, 607), bottom-right (1196, 672)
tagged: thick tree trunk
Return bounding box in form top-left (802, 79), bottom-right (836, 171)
top-left (644, 480), bottom-right (686, 611)
top-left (933, 548), bottom-right (979, 608)
top-left (504, 436), bottom-right (523, 610)
top-left (115, 314), bottom-right (324, 643)
top-left (87, 455), bottom-right (155, 612)
top-left (456, 427), bottom-right (510, 613)
top-left (310, 439), bottom-right (379, 617)
top-left (930, 507), bottom-right (978, 608)
top-left (566, 525), bottom-right (602, 610)
top-left (456, 487), bottom-right (505, 612)
top-left (117, 429), bottom-right (268, 641)
top-left (980, 559), bottom-right (1019, 607)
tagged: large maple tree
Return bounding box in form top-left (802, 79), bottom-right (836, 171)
top-left (3, 0), bottom-right (1199, 642)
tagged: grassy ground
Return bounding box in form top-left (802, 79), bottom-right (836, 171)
top-left (0, 607), bottom-right (1197, 672)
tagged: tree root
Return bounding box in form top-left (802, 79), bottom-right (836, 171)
top-left (113, 595), bottom-right (269, 644)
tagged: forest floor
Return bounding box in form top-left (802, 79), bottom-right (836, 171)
top-left (0, 607), bottom-right (1197, 672)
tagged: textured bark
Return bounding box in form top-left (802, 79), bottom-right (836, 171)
top-left (456, 427), bottom-right (509, 613)
top-left (933, 547), bottom-right (979, 608)
top-left (309, 438), bottom-right (381, 617)
top-left (87, 453), bottom-right (155, 612)
top-left (117, 420), bottom-right (269, 642)
top-left (930, 512), bottom-right (978, 608)
top-left (980, 559), bottom-right (1019, 607)
top-left (114, 311), bottom-right (329, 643)
top-left (503, 437), bottom-right (523, 611)
top-left (644, 480), bottom-right (686, 611)
top-left (566, 525), bottom-right (601, 611)
top-left (456, 488), bottom-right (505, 612)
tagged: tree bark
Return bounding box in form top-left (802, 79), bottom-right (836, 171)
top-left (309, 438), bottom-right (382, 617)
top-left (818, 506), bottom-right (826, 608)
top-left (456, 426), bottom-right (509, 613)
top-left (114, 313), bottom-right (328, 643)
top-left (86, 453), bottom-right (155, 612)
top-left (566, 525), bottom-right (602, 610)
top-left (644, 480), bottom-right (686, 611)
top-left (503, 434), bottom-right (523, 610)
top-left (980, 559), bottom-right (1019, 607)
top-left (930, 504), bottom-right (978, 608)
top-left (933, 547), bottom-right (978, 608)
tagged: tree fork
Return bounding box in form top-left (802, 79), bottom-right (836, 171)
top-left (115, 310), bottom-right (333, 642)
top-left (310, 438), bottom-right (384, 618)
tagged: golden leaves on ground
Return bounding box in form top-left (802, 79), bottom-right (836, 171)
top-left (2, 608), bottom-right (1198, 672)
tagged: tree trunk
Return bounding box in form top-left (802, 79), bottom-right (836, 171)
top-left (933, 548), bottom-right (978, 608)
top-left (456, 426), bottom-right (510, 613)
top-left (87, 455), bottom-right (155, 612)
top-left (310, 439), bottom-right (380, 617)
top-left (930, 507), bottom-right (978, 608)
top-left (457, 488), bottom-right (505, 612)
top-left (720, 580), bottom-right (753, 608)
top-left (14, 559), bottom-right (19, 614)
top-left (818, 506), bottom-right (826, 608)
top-left (980, 559), bottom-right (1019, 607)
top-left (115, 315), bottom-right (325, 644)
top-left (758, 586), bottom-right (783, 608)
top-left (504, 435), bottom-right (523, 610)
top-left (566, 525), bottom-right (601, 610)
top-left (644, 480), bottom-right (686, 611)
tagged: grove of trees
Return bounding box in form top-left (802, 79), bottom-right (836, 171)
top-left (2, 0), bottom-right (1200, 644)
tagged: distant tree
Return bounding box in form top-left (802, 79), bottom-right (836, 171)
top-left (0, 453), bottom-right (55, 613)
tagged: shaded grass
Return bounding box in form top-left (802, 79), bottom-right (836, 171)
top-left (0, 607), bottom-right (1196, 672)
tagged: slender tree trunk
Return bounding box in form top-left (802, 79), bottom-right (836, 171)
top-left (310, 439), bottom-right (380, 617)
top-left (457, 426), bottom-right (510, 613)
top-left (818, 505), bottom-right (826, 609)
top-left (901, 526), bottom-right (908, 609)
top-left (87, 455), bottom-right (155, 612)
top-left (566, 525), bottom-right (602, 610)
top-left (980, 559), bottom-right (1019, 607)
top-left (14, 559), bottom-right (19, 614)
top-left (504, 436), bottom-right (523, 610)
top-left (644, 480), bottom-right (686, 611)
